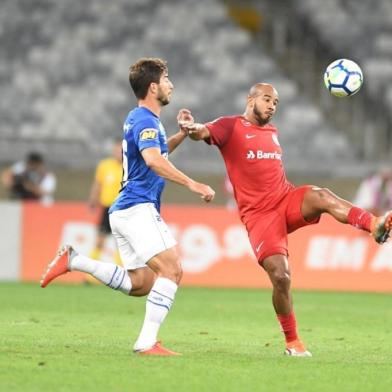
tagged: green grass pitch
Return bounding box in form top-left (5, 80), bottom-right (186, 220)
top-left (1, 282), bottom-right (392, 391)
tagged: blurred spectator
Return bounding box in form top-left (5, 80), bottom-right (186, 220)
top-left (88, 139), bottom-right (123, 262)
top-left (353, 166), bottom-right (392, 215)
top-left (1, 152), bottom-right (56, 205)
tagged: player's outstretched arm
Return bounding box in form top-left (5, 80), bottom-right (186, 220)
top-left (181, 122), bottom-right (210, 141)
top-left (167, 131), bottom-right (187, 154)
top-left (141, 147), bottom-right (215, 202)
top-left (167, 109), bottom-right (194, 154)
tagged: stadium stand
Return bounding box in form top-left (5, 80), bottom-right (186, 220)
top-left (0, 0), bottom-right (362, 174)
top-left (288, 0), bottom-right (392, 157)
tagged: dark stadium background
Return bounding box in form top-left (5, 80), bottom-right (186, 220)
top-left (1, 0), bottom-right (391, 203)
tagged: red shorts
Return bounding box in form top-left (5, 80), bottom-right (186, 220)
top-left (245, 186), bottom-right (320, 264)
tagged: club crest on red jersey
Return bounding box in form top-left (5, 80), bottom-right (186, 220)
top-left (272, 134), bottom-right (280, 146)
top-left (241, 119), bottom-right (252, 127)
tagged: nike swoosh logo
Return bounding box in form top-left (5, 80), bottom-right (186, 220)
top-left (256, 241), bottom-right (264, 252)
top-left (246, 134), bottom-right (256, 139)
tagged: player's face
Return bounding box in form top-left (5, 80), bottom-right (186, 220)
top-left (251, 89), bottom-right (279, 126)
top-left (27, 161), bottom-right (43, 173)
top-left (157, 71), bottom-right (174, 106)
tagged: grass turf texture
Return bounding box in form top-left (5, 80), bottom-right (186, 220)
top-left (1, 283), bottom-right (392, 391)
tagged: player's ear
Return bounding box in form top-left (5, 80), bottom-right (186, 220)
top-left (149, 82), bottom-right (158, 95)
top-left (247, 95), bottom-right (254, 107)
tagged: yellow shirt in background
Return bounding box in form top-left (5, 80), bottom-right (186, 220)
top-left (95, 158), bottom-right (123, 207)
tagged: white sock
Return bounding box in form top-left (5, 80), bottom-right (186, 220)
top-left (70, 253), bottom-right (132, 295)
top-left (133, 277), bottom-right (178, 351)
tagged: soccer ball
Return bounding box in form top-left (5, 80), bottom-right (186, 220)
top-left (323, 59), bottom-right (363, 97)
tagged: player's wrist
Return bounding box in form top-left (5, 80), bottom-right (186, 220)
top-left (178, 123), bottom-right (189, 137)
top-left (185, 178), bottom-right (196, 188)
top-left (179, 129), bottom-right (188, 137)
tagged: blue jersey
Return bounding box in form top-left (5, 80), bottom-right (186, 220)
top-left (109, 106), bottom-right (168, 213)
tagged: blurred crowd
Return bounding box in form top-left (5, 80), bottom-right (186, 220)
top-left (1, 152), bottom-right (56, 205)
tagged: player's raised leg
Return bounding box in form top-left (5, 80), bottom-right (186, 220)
top-left (262, 254), bottom-right (312, 357)
top-left (301, 187), bottom-right (392, 243)
top-left (40, 245), bottom-right (134, 295)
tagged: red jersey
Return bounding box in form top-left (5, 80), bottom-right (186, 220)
top-left (206, 115), bottom-right (294, 224)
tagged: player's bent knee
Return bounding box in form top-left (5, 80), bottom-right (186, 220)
top-left (309, 187), bottom-right (336, 210)
top-left (175, 265), bottom-right (183, 283)
top-left (128, 267), bottom-right (157, 295)
top-left (158, 264), bottom-right (182, 284)
top-left (147, 247), bottom-right (182, 284)
top-left (320, 187), bottom-right (334, 198)
top-left (272, 272), bottom-right (291, 291)
top-left (160, 248), bottom-right (182, 282)
top-left (315, 187), bottom-right (335, 200)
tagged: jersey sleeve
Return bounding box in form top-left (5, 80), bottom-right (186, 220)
top-left (205, 116), bottom-right (237, 148)
top-left (133, 118), bottom-right (160, 152)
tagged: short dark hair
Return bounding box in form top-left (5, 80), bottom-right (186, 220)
top-left (27, 152), bottom-right (43, 164)
top-left (129, 57), bottom-right (168, 99)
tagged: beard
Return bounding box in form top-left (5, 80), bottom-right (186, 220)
top-left (157, 88), bottom-right (170, 106)
top-left (253, 105), bottom-right (270, 126)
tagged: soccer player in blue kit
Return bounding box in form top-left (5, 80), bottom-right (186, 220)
top-left (40, 58), bottom-right (215, 356)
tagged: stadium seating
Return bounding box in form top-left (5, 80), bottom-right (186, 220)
top-left (294, 0), bottom-right (392, 112)
top-left (0, 0), bottom-right (355, 172)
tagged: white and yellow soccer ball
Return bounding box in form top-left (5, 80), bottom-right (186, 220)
top-left (323, 59), bottom-right (363, 97)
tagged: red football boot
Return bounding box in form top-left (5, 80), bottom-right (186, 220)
top-left (371, 211), bottom-right (392, 244)
top-left (135, 341), bottom-right (182, 356)
top-left (40, 245), bottom-right (74, 288)
top-left (285, 339), bottom-right (312, 357)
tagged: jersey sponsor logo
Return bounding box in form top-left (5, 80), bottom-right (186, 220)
top-left (245, 134), bottom-right (256, 139)
top-left (272, 134), bottom-right (280, 146)
top-left (247, 150), bottom-right (256, 159)
top-left (140, 128), bottom-right (158, 140)
top-left (246, 149), bottom-right (282, 160)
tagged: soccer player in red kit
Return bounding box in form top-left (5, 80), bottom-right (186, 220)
top-left (180, 83), bottom-right (392, 357)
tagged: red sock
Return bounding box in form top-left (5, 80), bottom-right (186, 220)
top-left (347, 207), bottom-right (373, 232)
top-left (277, 312), bottom-right (298, 343)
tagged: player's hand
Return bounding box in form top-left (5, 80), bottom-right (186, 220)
top-left (188, 181), bottom-right (215, 203)
top-left (179, 122), bottom-right (206, 140)
top-left (177, 109), bottom-right (194, 134)
top-left (180, 122), bottom-right (203, 134)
